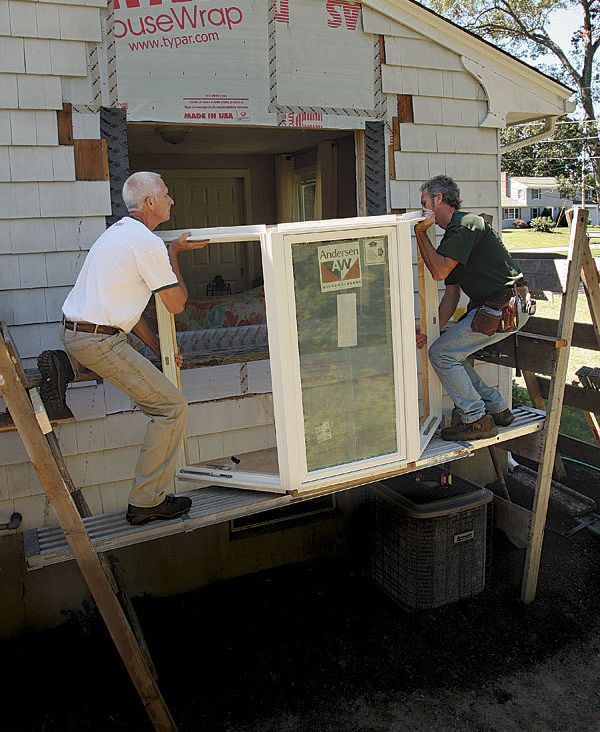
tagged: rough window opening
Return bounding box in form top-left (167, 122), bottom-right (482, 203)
top-left (126, 123), bottom-right (358, 370)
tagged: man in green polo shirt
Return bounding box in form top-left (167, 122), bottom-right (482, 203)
top-left (414, 175), bottom-right (530, 441)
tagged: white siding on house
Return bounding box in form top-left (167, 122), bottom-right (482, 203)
top-left (0, 394), bottom-right (277, 530)
top-left (379, 13), bottom-right (504, 427)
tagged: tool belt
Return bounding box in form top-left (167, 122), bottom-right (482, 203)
top-left (469, 283), bottom-right (536, 336)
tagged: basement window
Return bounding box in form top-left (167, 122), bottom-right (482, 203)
top-left (230, 494), bottom-right (337, 536)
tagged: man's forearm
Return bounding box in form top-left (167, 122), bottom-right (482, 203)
top-left (438, 286), bottom-right (461, 329)
top-left (168, 245), bottom-right (189, 301)
top-left (415, 229), bottom-right (457, 282)
top-left (131, 317), bottom-right (161, 358)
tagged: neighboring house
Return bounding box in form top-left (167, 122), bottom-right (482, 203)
top-left (582, 200), bottom-right (600, 226)
top-left (501, 174), bottom-right (573, 226)
top-left (0, 0), bottom-right (574, 635)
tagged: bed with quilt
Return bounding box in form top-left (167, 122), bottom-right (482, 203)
top-left (141, 286), bottom-right (268, 364)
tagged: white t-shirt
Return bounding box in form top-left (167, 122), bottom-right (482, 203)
top-left (62, 217), bottom-right (178, 333)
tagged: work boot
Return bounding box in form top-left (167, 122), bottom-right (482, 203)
top-left (37, 350), bottom-right (75, 421)
top-left (126, 494), bottom-right (192, 526)
top-left (452, 406), bottom-right (515, 428)
top-left (440, 414), bottom-right (498, 441)
top-left (491, 408), bottom-right (515, 427)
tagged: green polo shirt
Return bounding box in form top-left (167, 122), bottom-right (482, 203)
top-left (437, 211), bottom-right (523, 301)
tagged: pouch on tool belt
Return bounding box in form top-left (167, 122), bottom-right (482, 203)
top-left (471, 304), bottom-right (503, 336)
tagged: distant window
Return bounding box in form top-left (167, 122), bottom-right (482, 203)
top-left (503, 207), bottom-right (520, 219)
top-left (517, 189), bottom-right (525, 200)
top-left (531, 188), bottom-right (541, 199)
top-left (530, 207), bottom-right (540, 218)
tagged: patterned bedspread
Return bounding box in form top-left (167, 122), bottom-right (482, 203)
top-left (139, 286), bottom-right (268, 361)
top-left (145, 286), bottom-right (266, 333)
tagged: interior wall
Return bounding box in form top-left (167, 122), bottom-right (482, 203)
top-left (131, 151), bottom-right (276, 286)
top-left (130, 152), bottom-right (277, 227)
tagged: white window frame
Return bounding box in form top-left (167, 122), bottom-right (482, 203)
top-left (503, 208), bottom-right (520, 219)
top-left (531, 188), bottom-right (542, 200)
top-left (530, 207), bottom-right (540, 218)
top-left (157, 215), bottom-right (442, 495)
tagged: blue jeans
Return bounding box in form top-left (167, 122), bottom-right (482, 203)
top-left (429, 305), bottom-right (530, 424)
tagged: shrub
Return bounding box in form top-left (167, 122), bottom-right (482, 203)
top-left (513, 219), bottom-right (529, 229)
top-left (530, 216), bottom-right (556, 233)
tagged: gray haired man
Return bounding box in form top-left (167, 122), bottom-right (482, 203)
top-left (54, 172), bottom-right (209, 524)
top-left (414, 175), bottom-right (533, 441)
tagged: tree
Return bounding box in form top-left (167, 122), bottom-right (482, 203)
top-left (425, 0), bottom-right (600, 200)
top-left (500, 119), bottom-right (584, 178)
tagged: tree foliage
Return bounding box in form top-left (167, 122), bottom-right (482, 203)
top-left (424, 0), bottom-right (599, 199)
top-left (500, 120), bottom-right (583, 177)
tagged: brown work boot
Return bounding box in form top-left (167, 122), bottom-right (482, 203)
top-left (37, 350), bottom-right (75, 421)
top-left (491, 408), bottom-right (515, 427)
top-left (440, 414), bottom-right (498, 441)
top-left (126, 495), bottom-right (192, 526)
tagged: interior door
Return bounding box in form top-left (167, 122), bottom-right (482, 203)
top-left (159, 174), bottom-right (249, 295)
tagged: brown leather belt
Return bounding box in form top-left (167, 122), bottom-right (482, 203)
top-left (63, 320), bottom-right (120, 335)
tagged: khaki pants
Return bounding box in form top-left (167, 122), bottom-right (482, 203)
top-left (60, 326), bottom-right (188, 508)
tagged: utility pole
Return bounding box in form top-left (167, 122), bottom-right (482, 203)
top-left (581, 145), bottom-right (586, 208)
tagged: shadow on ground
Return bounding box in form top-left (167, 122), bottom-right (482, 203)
top-left (3, 462), bottom-right (600, 731)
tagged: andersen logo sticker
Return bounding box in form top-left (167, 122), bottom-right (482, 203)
top-left (318, 241), bottom-right (362, 292)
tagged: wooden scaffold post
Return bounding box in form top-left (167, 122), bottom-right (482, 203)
top-left (521, 207), bottom-right (590, 604)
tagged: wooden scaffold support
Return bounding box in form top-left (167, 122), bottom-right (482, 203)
top-left (521, 207), bottom-right (592, 603)
top-left (0, 324), bottom-right (178, 732)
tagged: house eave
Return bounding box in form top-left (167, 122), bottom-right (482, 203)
top-left (364, 0), bottom-right (574, 103)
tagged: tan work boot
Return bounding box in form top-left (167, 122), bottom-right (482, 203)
top-left (441, 414), bottom-right (498, 441)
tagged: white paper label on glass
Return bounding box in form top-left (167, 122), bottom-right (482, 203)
top-left (315, 421), bottom-right (332, 443)
top-left (337, 293), bottom-right (358, 348)
top-left (364, 237), bottom-right (386, 266)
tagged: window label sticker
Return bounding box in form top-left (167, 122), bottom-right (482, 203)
top-left (364, 237), bottom-right (386, 266)
top-left (318, 241), bottom-right (362, 292)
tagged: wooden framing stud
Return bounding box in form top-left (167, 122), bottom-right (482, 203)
top-left (397, 94), bottom-right (414, 124)
top-left (57, 103), bottom-right (73, 146)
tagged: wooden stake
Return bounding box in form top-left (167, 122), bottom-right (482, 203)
top-left (521, 207), bottom-right (589, 604)
top-left (581, 237), bottom-right (600, 350)
top-left (579, 236), bottom-right (600, 447)
top-left (488, 446), bottom-right (511, 501)
top-left (0, 331), bottom-right (178, 732)
top-left (583, 411), bottom-right (600, 445)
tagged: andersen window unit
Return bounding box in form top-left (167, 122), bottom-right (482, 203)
top-left (156, 214), bottom-right (442, 495)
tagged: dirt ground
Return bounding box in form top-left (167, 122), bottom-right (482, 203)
top-left (3, 461), bottom-right (600, 732)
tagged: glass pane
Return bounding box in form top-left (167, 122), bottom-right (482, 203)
top-left (292, 234), bottom-right (397, 472)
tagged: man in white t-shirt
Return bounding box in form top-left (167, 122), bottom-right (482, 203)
top-left (57, 171), bottom-right (209, 525)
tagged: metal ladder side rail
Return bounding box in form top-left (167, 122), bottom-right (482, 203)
top-left (0, 324), bottom-right (177, 732)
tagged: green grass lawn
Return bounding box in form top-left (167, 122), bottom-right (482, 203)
top-left (513, 293), bottom-right (597, 444)
top-left (513, 381), bottom-right (595, 443)
top-left (502, 227), bottom-right (600, 256)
